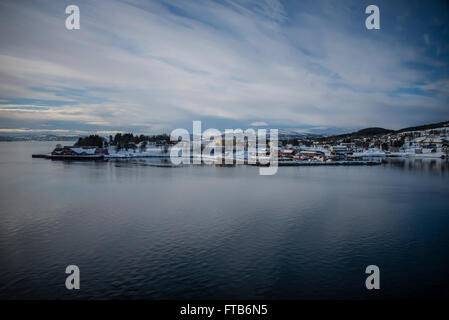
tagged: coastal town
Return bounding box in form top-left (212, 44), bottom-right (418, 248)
top-left (280, 122), bottom-right (449, 162)
top-left (32, 121), bottom-right (449, 166)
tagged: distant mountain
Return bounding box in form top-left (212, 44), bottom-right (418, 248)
top-left (396, 121), bottom-right (449, 133)
top-left (1, 121), bottom-right (447, 142)
top-left (321, 127), bottom-right (392, 140)
top-left (277, 126), bottom-right (359, 138)
top-left (277, 129), bottom-right (316, 139)
top-left (353, 127), bottom-right (394, 136)
top-left (0, 134), bottom-right (79, 142)
top-left (319, 120), bottom-right (449, 140)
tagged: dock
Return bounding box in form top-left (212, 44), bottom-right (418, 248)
top-left (32, 154), bottom-right (105, 160)
top-left (277, 160), bottom-right (382, 166)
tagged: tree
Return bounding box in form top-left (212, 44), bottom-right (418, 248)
top-left (109, 132), bottom-right (172, 147)
top-left (140, 141), bottom-right (147, 152)
top-left (74, 135), bottom-right (105, 148)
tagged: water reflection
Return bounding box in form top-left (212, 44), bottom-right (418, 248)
top-left (50, 156), bottom-right (449, 175)
top-left (1, 142), bottom-right (449, 299)
top-left (110, 158), bottom-right (175, 168)
top-left (381, 158), bottom-right (448, 175)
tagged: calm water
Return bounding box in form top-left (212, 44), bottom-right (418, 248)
top-left (0, 141), bottom-right (449, 299)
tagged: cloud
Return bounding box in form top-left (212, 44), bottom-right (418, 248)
top-left (0, 128), bottom-right (80, 134)
top-left (0, 0), bottom-right (448, 134)
top-left (423, 33), bottom-right (431, 46)
top-left (250, 121), bottom-right (268, 126)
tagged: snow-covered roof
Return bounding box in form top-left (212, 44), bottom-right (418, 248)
top-left (70, 147), bottom-right (96, 155)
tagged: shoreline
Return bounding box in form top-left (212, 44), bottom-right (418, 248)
top-left (32, 153), bottom-right (382, 166)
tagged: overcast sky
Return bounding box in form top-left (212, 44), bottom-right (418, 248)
top-left (0, 0), bottom-right (448, 135)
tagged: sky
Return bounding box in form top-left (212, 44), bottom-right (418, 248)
top-left (0, 0), bottom-right (448, 135)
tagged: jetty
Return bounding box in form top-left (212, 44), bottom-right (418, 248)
top-left (32, 153), bottom-right (105, 160)
top-left (277, 160), bottom-right (381, 166)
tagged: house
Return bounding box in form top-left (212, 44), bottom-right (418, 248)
top-left (331, 145), bottom-right (352, 155)
top-left (51, 146), bottom-right (108, 157)
top-left (215, 137), bottom-right (237, 146)
top-left (278, 149), bottom-right (295, 158)
top-left (298, 150), bottom-right (325, 161)
top-left (123, 142), bottom-right (137, 150)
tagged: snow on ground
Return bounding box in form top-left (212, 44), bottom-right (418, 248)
top-left (70, 147), bottom-right (96, 155)
top-left (105, 146), bottom-right (170, 158)
top-left (350, 147), bottom-right (445, 158)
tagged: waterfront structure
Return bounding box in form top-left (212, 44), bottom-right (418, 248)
top-left (51, 146), bottom-right (108, 158)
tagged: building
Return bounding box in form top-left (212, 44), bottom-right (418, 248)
top-left (331, 145), bottom-right (352, 155)
top-left (278, 149), bottom-right (294, 158)
top-left (298, 150), bottom-right (325, 161)
top-left (51, 146), bottom-right (108, 157)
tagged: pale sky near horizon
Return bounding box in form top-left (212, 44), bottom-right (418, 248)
top-left (0, 0), bottom-right (448, 135)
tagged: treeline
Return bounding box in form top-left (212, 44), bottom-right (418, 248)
top-left (109, 133), bottom-right (170, 148)
top-left (396, 121), bottom-right (449, 134)
top-left (75, 135), bottom-right (106, 148)
top-left (316, 127), bottom-right (393, 143)
top-left (74, 133), bottom-right (171, 148)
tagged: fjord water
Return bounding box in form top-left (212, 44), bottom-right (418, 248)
top-left (0, 141), bottom-right (448, 299)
